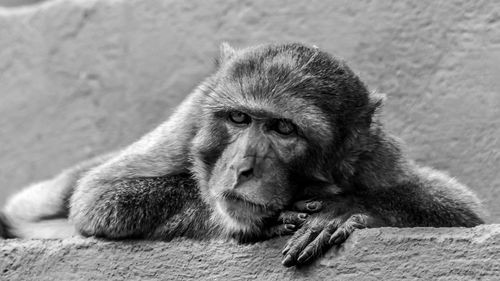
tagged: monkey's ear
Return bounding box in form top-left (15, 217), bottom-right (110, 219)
top-left (367, 92), bottom-right (386, 117)
top-left (358, 92), bottom-right (386, 127)
top-left (219, 42), bottom-right (237, 64)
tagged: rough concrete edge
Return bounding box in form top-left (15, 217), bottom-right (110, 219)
top-left (1, 225), bottom-right (500, 280)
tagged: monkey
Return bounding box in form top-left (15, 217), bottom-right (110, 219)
top-left (0, 42), bottom-right (484, 268)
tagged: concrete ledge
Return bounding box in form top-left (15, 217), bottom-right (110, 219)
top-left (1, 225), bottom-right (499, 280)
top-left (1, 0), bottom-right (499, 225)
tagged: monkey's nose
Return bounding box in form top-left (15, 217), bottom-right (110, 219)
top-left (232, 157), bottom-right (261, 186)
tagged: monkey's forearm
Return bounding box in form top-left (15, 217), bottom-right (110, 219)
top-left (69, 89), bottom-right (206, 235)
top-left (281, 176), bottom-right (484, 268)
top-left (346, 131), bottom-right (484, 228)
top-left (72, 174), bottom-right (209, 239)
top-left (356, 166), bottom-right (484, 227)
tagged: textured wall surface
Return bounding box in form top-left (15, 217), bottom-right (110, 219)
top-left (0, 0), bottom-right (498, 222)
top-left (0, 1), bottom-right (499, 279)
top-left (1, 225), bottom-right (500, 280)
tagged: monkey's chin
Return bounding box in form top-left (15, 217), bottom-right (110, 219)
top-left (214, 197), bottom-right (272, 233)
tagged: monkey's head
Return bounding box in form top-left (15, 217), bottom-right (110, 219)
top-left (189, 43), bottom-right (382, 237)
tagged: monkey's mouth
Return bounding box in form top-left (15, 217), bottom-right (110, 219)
top-left (219, 190), bottom-right (274, 219)
top-left (220, 190), bottom-right (267, 210)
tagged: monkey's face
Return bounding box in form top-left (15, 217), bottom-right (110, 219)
top-left (191, 106), bottom-right (311, 233)
top-left (190, 43), bottom-right (374, 235)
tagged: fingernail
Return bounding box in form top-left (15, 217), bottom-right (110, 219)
top-left (298, 213), bottom-right (308, 220)
top-left (282, 246), bottom-right (290, 255)
top-left (329, 236), bottom-right (342, 244)
top-left (307, 202), bottom-right (319, 210)
top-left (297, 252), bottom-right (310, 263)
top-left (285, 224), bottom-right (296, 231)
top-left (282, 255), bottom-right (294, 267)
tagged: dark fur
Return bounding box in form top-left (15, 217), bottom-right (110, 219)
top-left (77, 174), bottom-right (209, 240)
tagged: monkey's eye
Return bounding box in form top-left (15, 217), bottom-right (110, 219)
top-left (274, 119), bottom-right (296, 135)
top-left (228, 111), bottom-right (251, 125)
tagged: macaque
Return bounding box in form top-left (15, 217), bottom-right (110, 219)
top-left (1, 43), bottom-right (484, 267)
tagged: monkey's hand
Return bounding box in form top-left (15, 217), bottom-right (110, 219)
top-left (259, 200), bottom-right (323, 240)
top-left (281, 200), bottom-right (373, 267)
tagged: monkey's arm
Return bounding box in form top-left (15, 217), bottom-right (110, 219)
top-left (358, 165), bottom-right (484, 228)
top-left (76, 174), bottom-right (211, 239)
top-left (282, 165), bottom-right (484, 267)
top-left (70, 89), bottom-right (205, 236)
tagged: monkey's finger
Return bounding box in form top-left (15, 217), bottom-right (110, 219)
top-left (328, 214), bottom-right (367, 245)
top-left (277, 211), bottom-right (309, 226)
top-left (282, 226), bottom-right (306, 256)
top-left (282, 227), bottom-right (318, 267)
top-left (296, 220), bottom-right (339, 264)
top-left (293, 200), bottom-right (322, 213)
top-left (261, 224), bottom-right (297, 239)
top-left (281, 218), bottom-right (323, 256)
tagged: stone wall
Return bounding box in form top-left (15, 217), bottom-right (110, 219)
top-left (2, 225), bottom-right (500, 280)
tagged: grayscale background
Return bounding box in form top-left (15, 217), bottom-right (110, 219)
top-left (0, 0), bottom-right (498, 223)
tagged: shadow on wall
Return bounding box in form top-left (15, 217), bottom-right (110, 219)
top-left (0, 0), bottom-right (48, 7)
